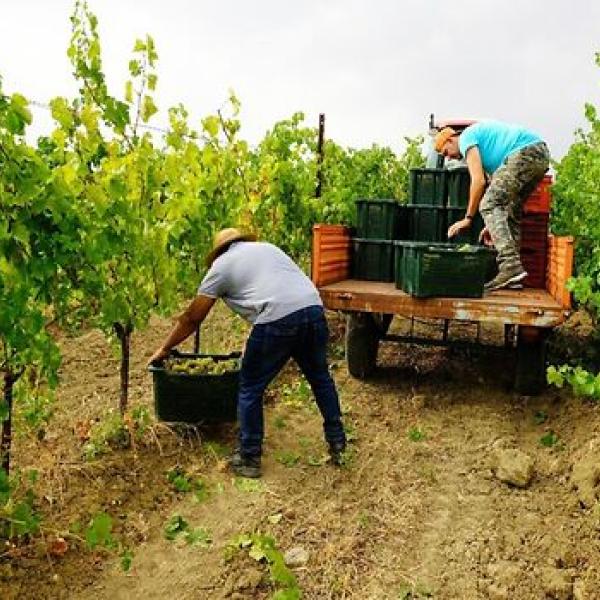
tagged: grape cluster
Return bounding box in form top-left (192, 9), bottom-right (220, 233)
top-left (165, 357), bottom-right (239, 375)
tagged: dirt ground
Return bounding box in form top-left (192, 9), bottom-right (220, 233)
top-left (2, 305), bottom-right (600, 599)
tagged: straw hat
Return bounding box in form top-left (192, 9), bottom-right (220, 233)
top-left (205, 227), bottom-right (257, 267)
top-left (434, 127), bottom-right (458, 153)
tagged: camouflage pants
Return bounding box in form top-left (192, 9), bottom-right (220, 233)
top-left (479, 142), bottom-right (550, 269)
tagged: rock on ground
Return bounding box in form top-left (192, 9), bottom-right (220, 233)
top-left (494, 449), bottom-right (535, 488)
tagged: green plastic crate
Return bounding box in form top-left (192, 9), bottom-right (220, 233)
top-left (149, 351), bottom-right (240, 423)
top-left (446, 207), bottom-right (485, 245)
top-left (355, 199), bottom-right (402, 239)
top-left (447, 167), bottom-right (471, 208)
top-left (398, 242), bottom-right (492, 298)
top-left (409, 169), bottom-right (448, 206)
top-left (406, 204), bottom-right (446, 242)
top-left (352, 238), bottom-right (394, 282)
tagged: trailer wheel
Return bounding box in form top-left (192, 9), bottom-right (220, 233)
top-left (514, 326), bottom-right (548, 395)
top-left (373, 313), bottom-right (393, 336)
top-left (346, 312), bottom-right (379, 379)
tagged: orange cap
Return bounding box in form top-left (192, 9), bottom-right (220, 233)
top-left (434, 127), bottom-right (458, 153)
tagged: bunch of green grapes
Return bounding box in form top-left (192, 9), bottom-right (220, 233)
top-left (165, 357), bottom-right (239, 375)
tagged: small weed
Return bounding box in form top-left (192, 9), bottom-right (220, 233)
top-left (184, 527), bottom-right (212, 548)
top-left (408, 427), bottom-right (426, 442)
top-left (85, 512), bottom-right (115, 550)
top-left (357, 511), bottom-right (370, 529)
top-left (280, 379), bottom-right (314, 411)
top-left (164, 514), bottom-right (188, 541)
top-left (164, 514), bottom-right (212, 547)
top-left (273, 416), bottom-right (287, 429)
top-left (275, 451), bottom-right (301, 468)
top-left (298, 437), bottom-right (312, 448)
top-left (83, 413), bottom-right (130, 460)
top-left (234, 477), bottom-right (264, 493)
top-left (337, 446), bottom-right (356, 469)
top-left (203, 441), bottom-right (229, 459)
top-left (306, 454), bottom-right (327, 467)
top-left (193, 479), bottom-right (210, 503)
top-left (539, 431), bottom-right (560, 448)
top-left (166, 467), bottom-right (193, 493)
top-left (343, 421), bottom-right (358, 442)
top-left (225, 532), bottom-right (300, 598)
top-left (533, 410), bottom-right (548, 425)
top-left (120, 548), bottom-right (134, 572)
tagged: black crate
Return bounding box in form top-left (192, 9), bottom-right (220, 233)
top-left (149, 352), bottom-right (240, 423)
top-left (446, 208), bottom-right (485, 245)
top-left (409, 169), bottom-right (448, 206)
top-left (355, 199), bottom-right (402, 239)
top-left (352, 238), bottom-right (394, 282)
top-left (447, 167), bottom-right (470, 208)
top-left (405, 204), bottom-right (446, 242)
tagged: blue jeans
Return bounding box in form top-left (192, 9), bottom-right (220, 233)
top-left (238, 305), bottom-right (346, 457)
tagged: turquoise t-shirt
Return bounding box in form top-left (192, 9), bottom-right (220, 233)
top-left (459, 121), bottom-right (543, 174)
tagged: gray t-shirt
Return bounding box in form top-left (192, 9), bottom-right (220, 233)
top-left (198, 241), bottom-right (322, 324)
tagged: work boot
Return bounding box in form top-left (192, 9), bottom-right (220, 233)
top-left (328, 441), bottom-right (347, 466)
top-left (229, 450), bottom-right (261, 478)
top-left (484, 263), bottom-right (527, 292)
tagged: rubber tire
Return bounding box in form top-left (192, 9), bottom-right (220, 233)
top-left (514, 327), bottom-right (548, 395)
top-left (345, 312), bottom-right (380, 379)
top-left (373, 313), bottom-right (393, 336)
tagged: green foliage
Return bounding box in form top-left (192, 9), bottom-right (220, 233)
top-left (547, 365), bottom-right (600, 400)
top-left (83, 413), bottom-right (130, 460)
top-left (539, 431), bottom-right (560, 448)
top-left (408, 426), bottom-right (426, 442)
top-left (165, 466), bottom-right (209, 501)
top-left (85, 512), bottom-right (114, 550)
top-left (120, 547), bottom-right (134, 572)
top-left (234, 477), bottom-right (264, 493)
top-left (163, 514), bottom-right (212, 547)
top-left (0, 468), bottom-right (41, 540)
top-left (275, 451), bottom-right (301, 468)
top-left (226, 532), bottom-right (301, 598)
top-left (164, 514), bottom-right (188, 540)
top-left (0, 3), bottom-right (425, 473)
top-left (549, 50), bottom-right (600, 399)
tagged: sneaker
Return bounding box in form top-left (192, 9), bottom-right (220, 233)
top-left (328, 441), bottom-right (347, 466)
top-left (484, 265), bottom-right (527, 292)
top-left (229, 450), bottom-right (261, 478)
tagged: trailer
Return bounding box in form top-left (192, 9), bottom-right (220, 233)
top-left (311, 224), bottom-right (574, 395)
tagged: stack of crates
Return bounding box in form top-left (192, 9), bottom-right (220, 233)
top-left (352, 199), bottom-right (405, 282)
top-left (520, 174), bottom-right (553, 288)
top-left (394, 167), bottom-right (492, 297)
top-left (407, 167), bottom-right (486, 244)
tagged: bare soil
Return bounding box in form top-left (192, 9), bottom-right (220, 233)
top-left (2, 307), bottom-right (600, 599)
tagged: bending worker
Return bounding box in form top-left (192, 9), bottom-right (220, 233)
top-left (148, 228), bottom-right (347, 478)
top-left (436, 120), bottom-right (550, 291)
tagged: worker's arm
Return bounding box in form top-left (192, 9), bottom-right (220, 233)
top-left (447, 146), bottom-right (487, 239)
top-left (148, 294), bottom-right (217, 365)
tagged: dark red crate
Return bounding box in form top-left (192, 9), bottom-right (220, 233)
top-left (521, 247), bottom-right (547, 289)
top-left (521, 213), bottom-right (549, 249)
top-left (523, 174), bottom-right (552, 214)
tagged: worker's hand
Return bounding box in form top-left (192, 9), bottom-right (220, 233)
top-left (447, 218), bottom-right (471, 239)
top-left (478, 226), bottom-right (493, 247)
top-left (147, 346), bottom-right (170, 367)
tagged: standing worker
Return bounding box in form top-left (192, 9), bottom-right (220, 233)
top-left (148, 228), bottom-right (347, 478)
top-left (436, 120), bottom-right (550, 291)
